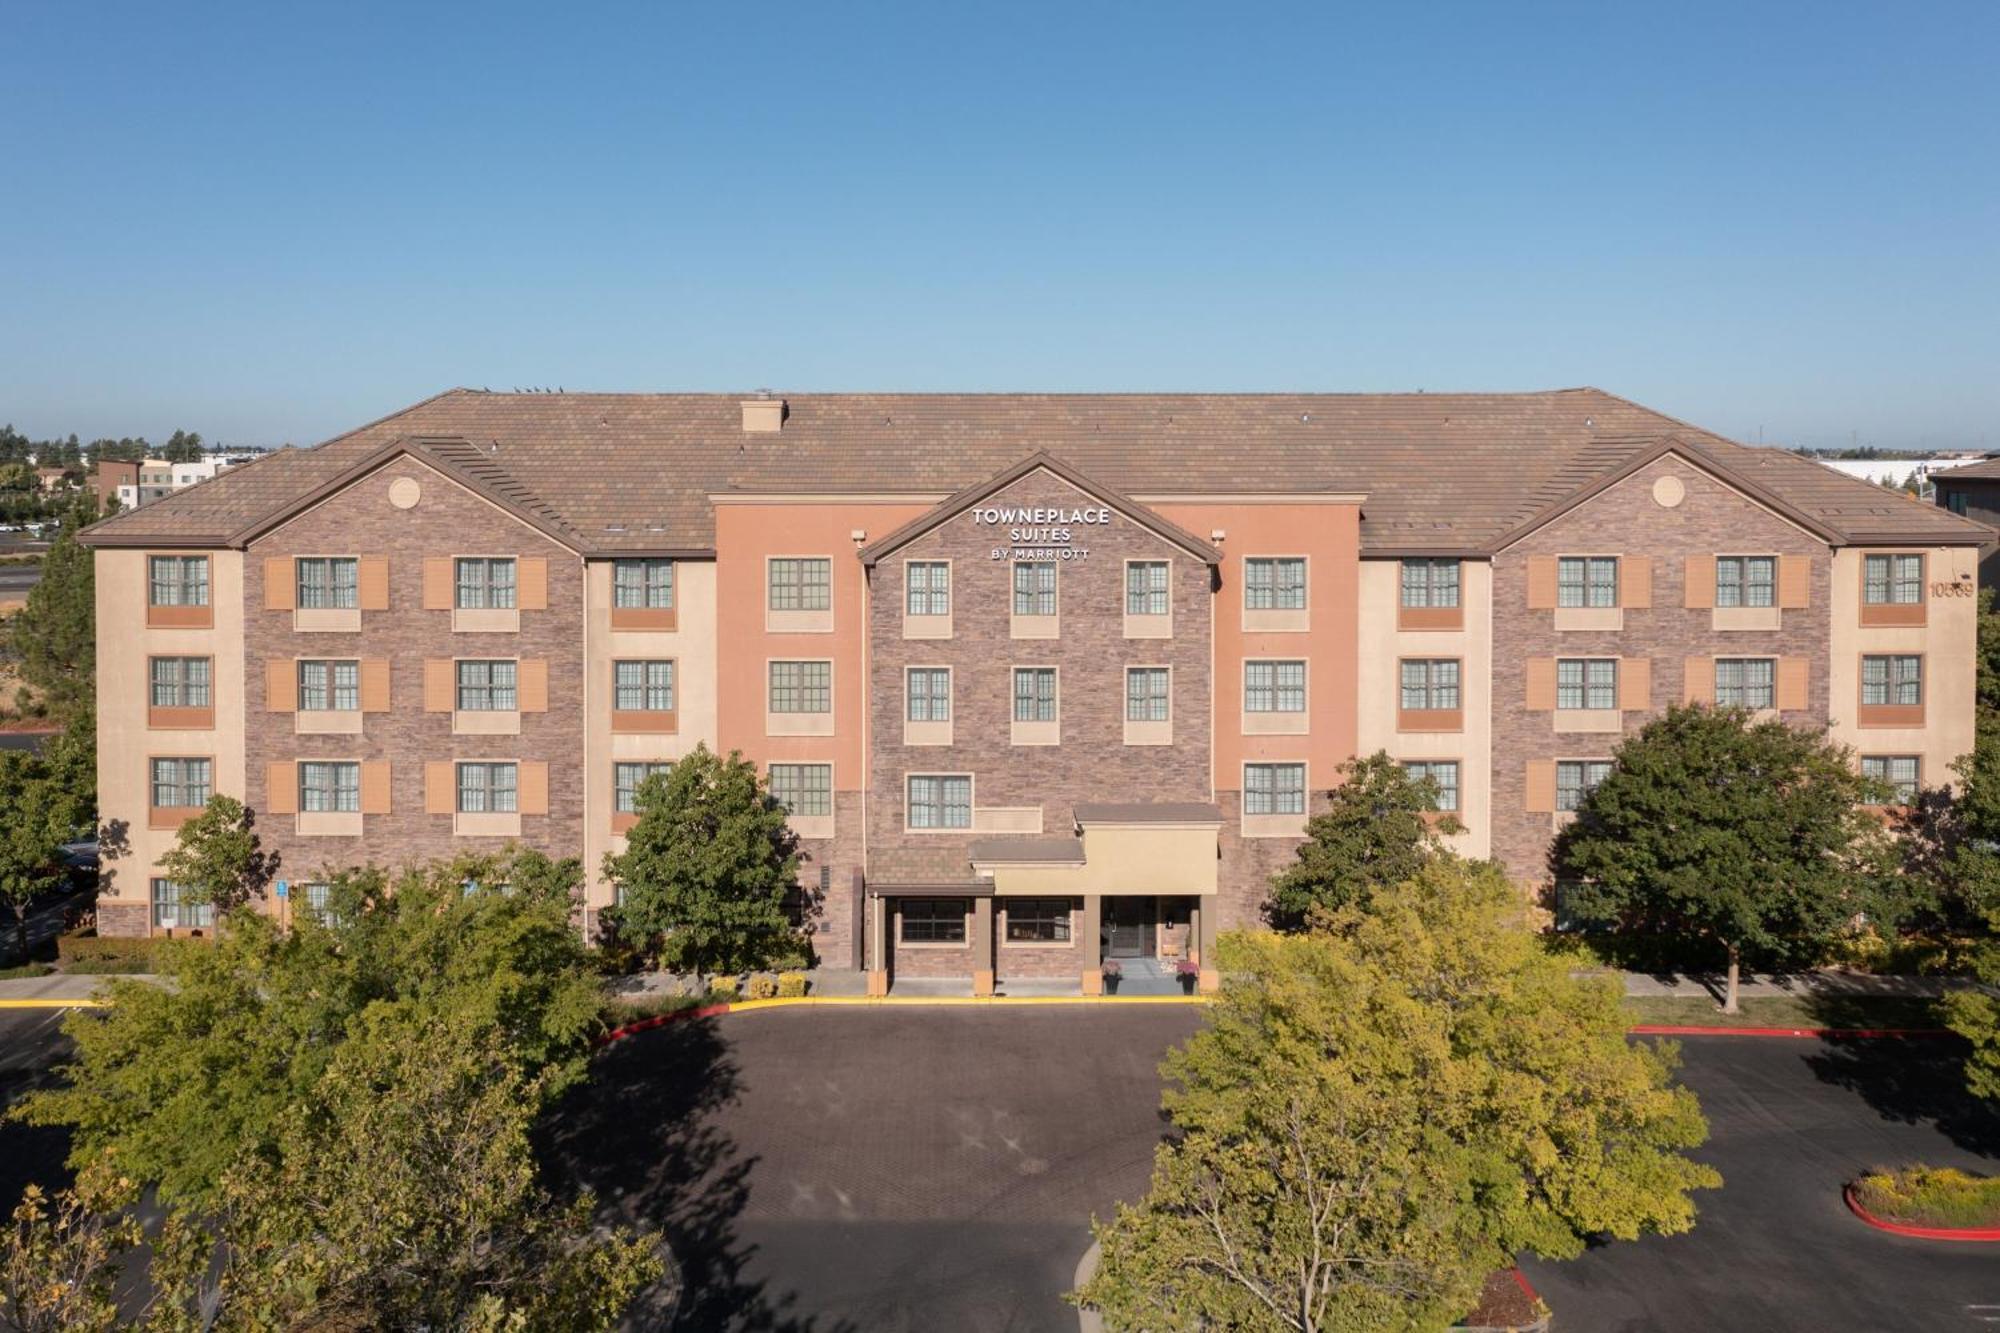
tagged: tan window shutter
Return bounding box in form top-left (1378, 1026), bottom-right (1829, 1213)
top-left (1622, 556), bottom-right (1652, 609)
top-left (517, 557), bottom-right (548, 611)
top-left (1619, 657), bottom-right (1652, 711)
top-left (1526, 556), bottom-right (1558, 610)
top-left (517, 659), bottom-right (549, 713)
top-left (1777, 555), bottom-right (1811, 609)
top-left (1683, 657), bottom-right (1714, 705)
top-left (1776, 657), bottom-right (1809, 711)
top-left (1684, 556), bottom-right (1716, 609)
top-left (359, 660), bottom-right (391, 712)
top-left (424, 761), bottom-right (455, 815)
top-left (265, 761), bottom-right (298, 816)
top-left (266, 659), bottom-right (297, 712)
top-left (424, 660), bottom-right (455, 712)
top-left (360, 760), bottom-right (392, 814)
top-left (1525, 658), bottom-right (1557, 710)
top-left (517, 760), bottom-right (549, 815)
top-left (264, 557), bottom-right (295, 611)
top-left (1524, 760), bottom-right (1556, 814)
top-left (422, 558), bottom-right (454, 610)
top-left (358, 556), bottom-right (390, 611)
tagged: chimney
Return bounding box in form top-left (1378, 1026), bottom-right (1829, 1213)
top-left (741, 397), bottom-right (786, 433)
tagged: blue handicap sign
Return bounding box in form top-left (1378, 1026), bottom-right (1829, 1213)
top-left (275, 880), bottom-right (288, 899)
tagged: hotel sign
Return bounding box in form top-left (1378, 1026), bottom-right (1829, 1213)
top-left (973, 505), bottom-right (1113, 561)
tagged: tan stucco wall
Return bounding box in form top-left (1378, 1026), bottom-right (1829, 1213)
top-left (986, 823), bottom-right (1220, 897)
top-left (1828, 545), bottom-right (1978, 789)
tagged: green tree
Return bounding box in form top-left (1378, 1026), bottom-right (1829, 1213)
top-left (155, 794), bottom-right (271, 914)
top-left (1553, 703), bottom-right (1892, 1013)
top-left (158, 430), bottom-right (204, 464)
top-left (4, 498), bottom-right (96, 723)
top-left (1267, 752), bottom-right (1465, 930)
top-left (0, 747), bottom-right (84, 962)
top-left (1076, 860), bottom-right (1717, 1333)
top-left (603, 743), bottom-right (805, 974)
top-left (0, 1158), bottom-right (148, 1333)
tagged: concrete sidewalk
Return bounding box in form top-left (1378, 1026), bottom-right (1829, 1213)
top-left (0, 972), bottom-right (135, 1005)
top-left (1608, 969), bottom-right (1977, 1000)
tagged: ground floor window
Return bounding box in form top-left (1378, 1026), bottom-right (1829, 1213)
top-left (1244, 762), bottom-right (1306, 815)
top-left (770, 763), bottom-right (833, 817)
top-left (1004, 897), bottom-right (1073, 943)
top-left (1556, 760), bottom-right (1614, 812)
top-left (899, 898), bottom-right (967, 944)
top-left (1401, 760), bottom-right (1460, 813)
top-left (150, 878), bottom-right (213, 930)
top-left (1861, 755), bottom-right (1920, 804)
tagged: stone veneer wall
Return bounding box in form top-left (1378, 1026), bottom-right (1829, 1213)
top-left (795, 790), bottom-right (868, 968)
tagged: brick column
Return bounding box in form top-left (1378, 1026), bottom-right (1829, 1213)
top-left (1196, 895), bottom-right (1219, 993)
top-left (866, 893), bottom-right (890, 997)
top-left (1080, 894), bottom-right (1103, 995)
top-left (972, 897), bottom-right (995, 997)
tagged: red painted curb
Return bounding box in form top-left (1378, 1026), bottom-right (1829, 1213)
top-left (596, 1001), bottom-right (733, 1046)
top-left (1628, 1025), bottom-right (1954, 1039)
top-left (1510, 1266), bottom-right (1540, 1303)
top-left (1844, 1186), bottom-right (2000, 1242)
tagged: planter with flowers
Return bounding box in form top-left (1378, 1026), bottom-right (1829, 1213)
top-left (1101, 960), bottom-right (1123, 995)
top-left (1175, 958), bottom-right (1201, 995)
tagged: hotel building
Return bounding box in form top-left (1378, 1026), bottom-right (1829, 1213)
top-left (80, 389), bottom-right (1985, 993)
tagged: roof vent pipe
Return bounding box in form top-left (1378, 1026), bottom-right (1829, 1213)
top-left (741, 398), bottom-right (786, 433)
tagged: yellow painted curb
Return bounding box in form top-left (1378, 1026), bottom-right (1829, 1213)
top-left (0, 998), bottom-right (108, 1009)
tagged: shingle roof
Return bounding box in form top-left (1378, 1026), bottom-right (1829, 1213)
top-left (78, 387), bottom-right (1993, 553)
top-left (1933, 458), bottom-right (2000, 483)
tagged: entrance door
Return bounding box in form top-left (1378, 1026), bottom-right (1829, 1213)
top-left (1103, 897), bottom-right (1155, 959)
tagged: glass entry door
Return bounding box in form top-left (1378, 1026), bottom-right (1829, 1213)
top-left (1103, 897), bottom-right (1156, 959)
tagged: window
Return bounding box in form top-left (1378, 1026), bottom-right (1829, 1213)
top-left (613, 761), bottom-right (673, 814)
top-left (908, 774), bottom-right (972, 829)
top-left (1245, 661), bottom-right (1306, 713)
top-left (768, 660), bottom-right (832, 713)
top-left (302, 882), bottom-right (336, 923)
top-left (1555, 659), bottom-right (1617, 710)
top-left (456, 762), bottom-right (518, 813)
top-left (1555, 760), bottom-right (1614, 812)
top-left (299, 660), bottom-right (359, 712)
top-left (1862, 654), bottom-right (1922, 706)
top-left (148, 555), bottom-right (209, 607)
top-left (769, 557), bottom-right (831, 611)
top-left (1400, 558), bottom-right (1460, 608)
top-left (455, 557), bottom-right (516, 610)
top-left (1013, 561), bottom-right (1056, 616)
top-left (1861, 756), bottom-right (1921, 804)
top-left (769, 763), bottom-right (833, 818)
top-left (149, 657), bottom-right (211, 708)
top-left (1948, 492), bottom-right (1970, 516)
top-left (907, 562), bottom-right (950, 616)
top-left (150, 758), bottom-right (210, 808)
top-left (907, 667), bottom-right (951, 722)
top-left (150, 878), bottom-right (213, 930)
top-left (900, 898), bottom-right (967, 944)
top-left (1244, 762), bottom-right (1306, 815)
top-left (1126, 561), bottom-right (1169, 615)
top-left (1401, 760), bottom-right (1460, 813)
top-left (1715, 556), bottom-right (1776, 608)
top-left (1126, 667), bottom-right (1169, 721)
top-left (613, 558), bottom-right (674, 608)
top-left (297, 557), bottom-right (358, 610)
top-left (456, 660), bottom-right (517, 711)
top-left (1013, 667), bottom-right (1057, 722)
top-left (1556, 556), bottom-right (1618, 609)
top-left (1714, 658), bottom-right (1775, 709)
top-left (1400, 659), bottom-right (1461, 711)
top-left (1006, 898), bottom-right (1073, 943)
top-left (1245, 557), bottom-right (1306, 610)
top-left (614, 660), bottom-right (675, 711)
top-left (300, 760), bottom-right (360, 813)
top-left (1864, 554), bottom-right (1923, 605)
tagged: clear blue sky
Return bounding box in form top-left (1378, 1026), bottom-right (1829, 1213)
top-left (4, 1), bottom-right (1995, 452)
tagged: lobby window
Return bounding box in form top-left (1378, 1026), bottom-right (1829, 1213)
top-left (457, 762), bottom-right (518, 814)
top-left (1861, 755), bottom-right (1920, 805)
top-left (1555, 659), bottom-right (1616, 710)
top-left (614, 660), bottom-right (675, 711)
top-left (1555, 760), bottom-right (1613, 812)
top-left (1126, 562), bottom-right (1169, 615)
top-left (150, 757), bottom-right (211, 809)
top-left (907, 562), bottom-right (950, 616)
top-left (614, 761), bottom-right (673, 814)
top-left (1863, 554), bottom-right (1923, 605)
top-left (1006, 898), bottom-right (1073, 943)
top-left (1013, 561), bottom-right (1057, 616)
top-left (1556, 556), bottom-right (1618, 609)
top-left (456, 557), bottom-right (517, 610)
top-left (300, 761), bottom-right (361, 814)
top-left (1715, 556), bottom-right (1776, 608)
top-left (769, 763), bottom-right (833, 818)
top-left (900, 898), bottom-right (967, 944)
top-left (150, 657), bottom-right (211, 709)
top-left (1400, 659), bottom-right (1460, 711)
top-left (1245, 557), bottom-right (1306, 610)
top-left (1714, 658), bottom-right (1775, 709)
top-left (456, 660), bottom-right (517, 711)
top-left (299, 660), bottom-right (359, 712)
top-left (1400, 558), bottom-right (1460, 608)
top-left (150, 878), bottom-right (213, 930)
top-left (1244, 762), bottom-right (1306, 815)
top-left (613, 558), bottom-right (675, 609)
top-left (1245, 660), bottom-right (1306, 713)
top-left (1013, 667), bottom-right (1057, 722)
top-left (1126, 667), bottom-right (1169, 721)
top-left (770, 557), bottom-right (831, 611)
top-left (1862, 654), bottom-right (1922, 706)
top-left (148, 555), bottom-right (209, 606)
top-left (908, 774), bottom-right (972, 829)
top-left (768, 660), bottom-right (832, 713)
top-left (297, 557), bottom-right (359, 610)
top-left (907, 667), bottom-right (951, 722)
top-left (1401, 760), bottom-right (1460, 813)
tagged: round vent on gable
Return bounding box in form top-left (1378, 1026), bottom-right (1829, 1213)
top-left (388, 476), bottom-right (422, 509)
top-left (1651, 475), bottom-right (1686, 509)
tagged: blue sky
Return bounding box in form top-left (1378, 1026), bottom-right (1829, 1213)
top-left (3, 1), bottom-right (1995, 451)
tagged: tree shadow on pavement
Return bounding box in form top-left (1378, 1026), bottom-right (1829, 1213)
top-left (1801, 1019), bottom-right (2000, 1160)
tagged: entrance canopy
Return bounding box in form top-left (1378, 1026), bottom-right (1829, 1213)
top-left (970, 802), bottom-right (1221, 897)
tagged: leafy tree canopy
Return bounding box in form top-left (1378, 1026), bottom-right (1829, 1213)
top-left (156, 794), bottom-right (272, 912)
top-left (4, 500), bottom-right (97, 723)
top-left (1267, 751), bottom-right (1467, 930)
top-left (0, 744), bottom-right (86, 961)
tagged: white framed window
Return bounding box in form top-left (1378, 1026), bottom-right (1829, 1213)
top-left (1245, 660), bottom-right (1306, 713)
top-left (302, 882), bottom-right (337, 923)
top-left (1126, 561), bottom-right (1169, 615)
top-left (614, 761), bottom-right (674, 814)
top-left (1012, 561), bottom-right (1056, 616)
top-left (1555, 659), bottom-right (1616, 710)
top-left (456, 762), bottom-right (518, 813)
top-left (1400, 558), bottom-right (1460, 608)
top-left (907, 667), bottom-right (951, 722)
top-left (1400, 659), bottom-right (1460, 710)
top-left (150, 757), bottom-right (211, 808)
top-left (1860, 756), bottom-right (1920, 804)
top-left (150, 877), bottom-right (213, 930)
top-left (1126, 667), bottom-right (1169, 721)
top-left (148, 555), bottom-right (209, 607)
top-left (769, 557), bottom-right (831, 611)
top-left (1245, 557), bottom-right (1306, 610)
top-left (296, 557), bottom-right (358, 610)
top-left (1714, 658), bottom-right (1775, 709)
top-left (770, 763), bottom-right (834, 818)
top-left (1863, 554), bottom-right (1922, 606)
top-left (1715, 556), bottom-right (1776, 608)
top-left (907, 562), bottom-right (950, 616)
top-left (769, 660), bottom-right (832, 713)
top-left (1244, 762), bottom-right (1306, 815)
top-left (1861, 654), bottom-right (1921, 706)
top-left (614, 660), bottom-right (675, 711)
top-left (149, 657), bottom-right (211, 708)
top-left (1401, 760), bottom-right (1460, 813)
top-left (456, 660), bottom-right (517, 711)
top-left (1013, 667), bottom-right (1057, 722)
top-left (1555, 760), bottom-right (1614, 812)
top-left (299, 660), bottom-right (359, 712)
top-left (455, 557), bottom-right (516, 610)
top-left (300, 760), bottom-right (360, 813)
top-left (908, 774), bottom-right (972, 829)
top-left (1556, 556), bottom-right (1618, 609)
top-left (613, 558), bottom-right (674, 608)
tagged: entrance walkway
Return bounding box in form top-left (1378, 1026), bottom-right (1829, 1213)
top-left (1104, 957), bottom-right (1184, 997)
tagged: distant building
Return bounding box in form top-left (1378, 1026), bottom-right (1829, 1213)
top-left (104, 455), bottom-right (246, 511)
top-left (35, 466), bottom-right (70, 493)
top-left (1812, 457), bottom-right (1979, 497)
top-left (1932, 461), bottom-right (2000, 585)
